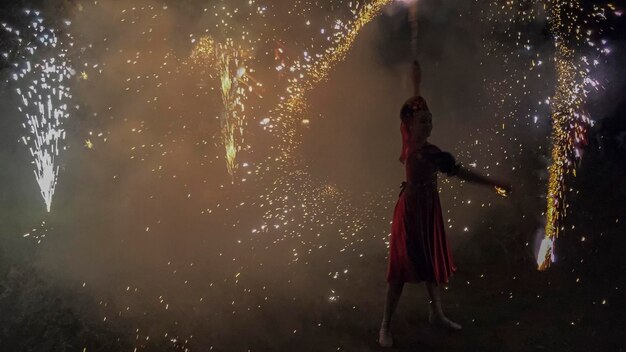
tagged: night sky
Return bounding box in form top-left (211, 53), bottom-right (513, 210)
top-left (0, 1), bottom-right (625, 351)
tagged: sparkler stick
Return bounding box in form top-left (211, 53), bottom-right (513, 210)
top-left (494, 186), bottom-right (509, 198)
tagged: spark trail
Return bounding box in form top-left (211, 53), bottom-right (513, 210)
top-left (269, 0), bottom-right (393, 162)
top-left (538, 0), bottom-right (594, 270)
top-left (253, 0), bottom-right (394, 256)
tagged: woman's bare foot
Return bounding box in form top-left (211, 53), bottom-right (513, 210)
top-left (378, 325), bottom-right (393, 347)
top-left (428, 308), bottom-right (462, 331)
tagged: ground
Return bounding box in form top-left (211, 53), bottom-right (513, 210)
top-left (1, 146), bottom-right (625, 352)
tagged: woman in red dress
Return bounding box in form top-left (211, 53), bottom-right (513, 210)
top-left (379, 61), bottom-right (510, 347)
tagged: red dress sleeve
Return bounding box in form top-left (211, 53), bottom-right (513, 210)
top-left (426, 145), bottom-right (460, 176)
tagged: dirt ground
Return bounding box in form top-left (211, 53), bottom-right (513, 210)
top-left (1, 149), bottom-right (625, 352)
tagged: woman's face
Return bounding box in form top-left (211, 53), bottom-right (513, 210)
top-left (409, 109), bottom-right (433, 139)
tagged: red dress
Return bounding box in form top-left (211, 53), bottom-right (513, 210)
top-left (386, 142), bottom-right (458, 284)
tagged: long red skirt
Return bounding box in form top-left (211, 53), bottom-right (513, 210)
top-left (386, 184), bottom-right (456, 284)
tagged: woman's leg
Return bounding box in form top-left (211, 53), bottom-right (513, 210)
top-left (382, 281), bottom-right (404, 328)
top-left (425, 282), bottom-right (462, 330)
top-left (379, 281), bottom-right (404, 347)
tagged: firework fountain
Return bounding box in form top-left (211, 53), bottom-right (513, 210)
top-left (2, 10), bottom-right (74, 212)
top-left (538, 0), bottom-right (599, 270)
top-left (482, 0), bottom-right (610, 271)
top-left (189, 36), bottom-right (251, 183)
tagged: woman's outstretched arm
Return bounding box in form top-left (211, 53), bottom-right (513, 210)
top-left (412, 60), bottom-right (421, 96)
top-left (455, 166), bottom-right (511, 194)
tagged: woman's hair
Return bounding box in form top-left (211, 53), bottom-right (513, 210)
top-left (400, 96), bottom-right (429, 122)
top-left (399, 96), bottom-right (430, 164)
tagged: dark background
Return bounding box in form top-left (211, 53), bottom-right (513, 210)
top-left (1, 1), bottom-right (625, 351)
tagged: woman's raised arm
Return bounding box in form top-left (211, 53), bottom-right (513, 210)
top-left (412, 60), bottom-right (422, 96)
